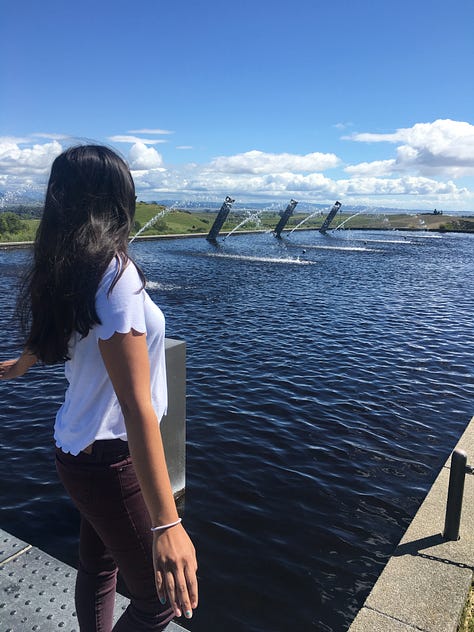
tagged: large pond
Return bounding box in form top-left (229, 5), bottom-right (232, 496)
top-left (1, 229), bottom-right (473, 632)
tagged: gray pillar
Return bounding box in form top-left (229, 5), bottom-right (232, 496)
top-left (274, 199), bottom-right (298, 238)
top-left (162, 339), bottom-right (186, 499)
top-left (206, 196), bottom-right (235, 242)
top-left (319, 201), bottom-right (342, 233)
top-left (443, 449), bottom-right (467, 541)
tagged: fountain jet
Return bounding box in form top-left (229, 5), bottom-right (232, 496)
top-left (274, 199), bottom-right (298, 238)
top-left (319, 201), bottom-right (342, 234)
top-left (206, 196), bottom-right (235, 242)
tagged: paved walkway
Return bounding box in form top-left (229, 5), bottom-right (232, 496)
top-left (0, 528), bottom-right (188, 631)
top-left (349, 415), bottom-right (474, 632)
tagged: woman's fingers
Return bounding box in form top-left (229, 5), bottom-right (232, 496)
top-left (184, 563), bottom-right (199, 610)
top-left (0, 354), bottom-right (37, 379)
top-left (154, 569), bottom-right (166, 605)
top-left (164, 570), bottom-right (181, 618)
top-left (157, 561), bottom-right (198, 619)
top-left (164, 566), bottom-right (199, 619)
top-left (0, 360), bottom-right (17, 379)
top-left (152, 526), bottom-right (198, 619)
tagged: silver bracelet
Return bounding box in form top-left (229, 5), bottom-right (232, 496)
top-left (150, 518), bottom-right (182, 532)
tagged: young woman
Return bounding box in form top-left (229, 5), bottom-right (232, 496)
top-left (0, 145), bottom-right (198, 631)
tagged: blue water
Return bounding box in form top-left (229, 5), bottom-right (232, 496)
top-left (1, 229), bottom-right (473, 632)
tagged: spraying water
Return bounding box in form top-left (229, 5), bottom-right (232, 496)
top-left (223, 210), bottom-right (262, 240)
top-left (332, 208), bottom-right (367, 231)
top-left (129, 202), bottom-right (179, 243)
top-left (0, 185), bottom-right (43, 210)
top-left (287, 208), bottom-right (325, 235)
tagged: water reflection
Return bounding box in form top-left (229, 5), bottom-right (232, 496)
top-left (1, 230), bottom-right (473, 631)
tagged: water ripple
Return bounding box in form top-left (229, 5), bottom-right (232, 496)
top-left (1, 230), bottom-right (473, 631)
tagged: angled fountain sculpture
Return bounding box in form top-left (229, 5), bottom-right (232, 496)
top-left (274, 199), bottom-right (298, 238)
top-left (206, 196), bottom-right (235, 242)
top-left (319, 201), bottom-right (342, 234)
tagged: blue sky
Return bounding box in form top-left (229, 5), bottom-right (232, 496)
top-left (1, 0), bottom-right (474, 211)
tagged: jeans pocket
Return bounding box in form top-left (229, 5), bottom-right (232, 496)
top-left (55, 454), bottom-right (94, 507)
top-left (111, 458), bottom-right (142, 500)
top-left (109, 455), bottom-right (133, 471)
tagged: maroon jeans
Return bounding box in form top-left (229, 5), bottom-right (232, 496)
top-left (55, 440), bottom-right (174, 632)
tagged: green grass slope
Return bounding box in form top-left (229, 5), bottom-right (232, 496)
top-left (1, 204), bottom-right (473, 244)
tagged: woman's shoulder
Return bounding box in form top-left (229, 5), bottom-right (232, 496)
top-left (95, 257), bottom-right (147, 339)
top-left (98, 256), bottom-right (143, 297)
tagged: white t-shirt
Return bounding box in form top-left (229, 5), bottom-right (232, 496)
top-left (54, 257), bottom-right (167, 455)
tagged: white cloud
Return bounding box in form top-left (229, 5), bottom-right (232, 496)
top-left (0, 139), bottom-right (62, 175)
top-left (210, 150), bottom-right (341, 174)
top-left (128, 143), bottom-right (164, 171)
top-left (31, 132), bottom-right (69, 140)
top-left (333, 122), bottom-right (353, 130)
top-left (345, 119), bottom-right (474, 177)
top-left (127, 128), bottom-right (174, 135)
top-left (129, 160), bottom-right (467, 206)
top-left (345, 160), bottom-right (396, 177)
top-left (0, 135), bottom-right (32, 145)
top-left (1, 124), bottom-right (473, 211)
top-left (108, 135), bottom-right (168, 145)
top-left (339, 175), bottom-right (463, 197)
top-left (0, 138), bottom-right (63, 203)
top-left (345, 131), bottom-right (401, 143)
top-left (176, 145), bottom-right (193, 150)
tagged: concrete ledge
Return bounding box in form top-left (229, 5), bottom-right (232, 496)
top-left (349, 415), bottom-right (474, 632)
top-left (349, 608), bottom-right (422, 631)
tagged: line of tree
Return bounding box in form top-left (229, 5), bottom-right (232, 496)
top-left (1, 204), bottom-right (43, 218)
top-left (0, 212), bottom-right (27, 234)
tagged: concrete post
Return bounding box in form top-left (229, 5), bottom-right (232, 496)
top-left (274, 199), bottom-right (298, 238)
top-left (319, 201), bottom-right (342, 233)
top-left (206, 196), bottom-right (235, 242)
top-left (162, 339), bottom-right (186, 499)
top-left (443, 449), bottom-right (467, 541)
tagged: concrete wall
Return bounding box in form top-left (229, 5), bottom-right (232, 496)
top-left (162, 339), bottom-right (186, 498)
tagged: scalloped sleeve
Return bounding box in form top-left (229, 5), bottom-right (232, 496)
top-left (94, 259), bottom-right (146, 341)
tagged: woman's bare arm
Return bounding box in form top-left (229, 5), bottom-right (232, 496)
top-left (98, 330), bottom-right (198, 620)
top-left (0, 351), bottom-right (37, 380)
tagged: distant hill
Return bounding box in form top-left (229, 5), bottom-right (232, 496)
top-left (2, 198), bottom-right (473, 218)
top-left (151, 199), bottom-right (473, 216)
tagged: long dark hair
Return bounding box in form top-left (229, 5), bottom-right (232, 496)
top-left (17, 144), bottom-right (145, 364)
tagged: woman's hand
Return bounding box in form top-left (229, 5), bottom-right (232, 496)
top-left (153, 523), bottom-right (198, 620)
top-left (0, 353), bottom-right (37, 380)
